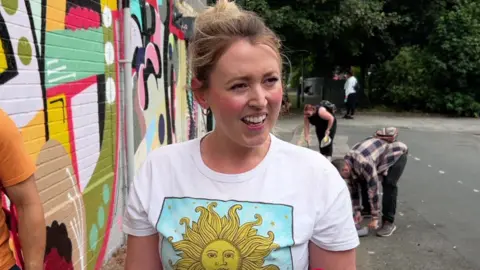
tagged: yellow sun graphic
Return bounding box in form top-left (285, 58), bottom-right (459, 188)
top-left (167, 202), bottom-right (280, 270)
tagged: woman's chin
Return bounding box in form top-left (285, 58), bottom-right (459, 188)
top-left (238, 131), bottom-right (271, 148)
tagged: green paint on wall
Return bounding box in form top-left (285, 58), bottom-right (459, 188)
top-left (83, 9), bottom-right (119, 269)
top-left (17, 37), bottom-right (32, 65)
top-left (97, 206), bottom-right (105, 229)
top-left (28, 0), bottom-right (42, 52)
top-left (1, 0), bottom-right (19, 15)
top-left (83, 102), bottom-right (116, 270)
top-left (89, 224), bottom-right (99, 250)
top-left (103, 184), bottom-right (110, 204)
top-left (44, 28), bottom-right (105, 88)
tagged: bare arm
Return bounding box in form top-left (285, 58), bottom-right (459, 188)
top-left (304, 116), bottom-right (310, 140)
top-left (309, 241), bottom-right (356, 270)
top-left (344, 79), bottom-right (349, 96)
top-left (310, 171), bottom-right (359, 270)
top-left (5, 174), bottom-right (45, 270)
top-left (318, 107), bottom-right (334, 134)
top-left (125, 234), bottom-right (162, 270)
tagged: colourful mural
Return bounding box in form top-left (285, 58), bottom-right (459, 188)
top-left (0, 0), bottom-right (206, 268)
top-left (130, 0), bottom-right (206, 166)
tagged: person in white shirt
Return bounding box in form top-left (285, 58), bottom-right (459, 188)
top-left (343, 71), bottom-right (358, 119)
top-left (123, 1), bottom-right (359, 269)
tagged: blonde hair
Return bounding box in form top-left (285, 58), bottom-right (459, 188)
top-left (189, 0), bottom-right (282, 89)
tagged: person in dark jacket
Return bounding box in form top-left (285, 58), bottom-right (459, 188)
top-left (303, 101), bottom-right (337, 160)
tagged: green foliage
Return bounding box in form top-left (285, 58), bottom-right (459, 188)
top-left (372, 44), bottom-right (480, 116)
top-left (369, 0), bottom-right (480, 116)
top-left (371, 47), bottom-right (439, 109)
top-left (444, 92), bottom-right (480, 117)
top-left (240, 0), bottom-right (480, 117)
top-left (242, 0), bottom-right (399, 74)
top-left (429, 1), bottom-right (480, 85)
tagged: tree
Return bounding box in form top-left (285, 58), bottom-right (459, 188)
top-left (242, 0), bottom-right (399, 75)
top-left (370, 0), bottom-right (480, 116)
top-left (428, 0), bottom-right (480, 115)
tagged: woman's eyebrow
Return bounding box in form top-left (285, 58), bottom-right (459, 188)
top-left (263, 71), bottom-right (279, 76)
top-left (225, 76), bottom-right (249, 85)
top-left (225, 71), bottom-right (279, 85)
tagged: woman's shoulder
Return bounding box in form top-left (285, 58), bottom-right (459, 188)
top-left (274, 137), bottom-right (329, 167)
top-left (273, 137), bottom-right (345, 183)
top-left (143, 138), bottom-right (199, 165)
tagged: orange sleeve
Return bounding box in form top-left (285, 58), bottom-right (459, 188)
top-left (0, 110), bottom-right (37, 187)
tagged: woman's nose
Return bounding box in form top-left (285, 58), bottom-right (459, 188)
top-left (248, 85), bottom-right (267, 108)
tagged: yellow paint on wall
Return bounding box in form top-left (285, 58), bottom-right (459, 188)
top-left (176, 39), bottom-right (188, 142)
top-left (151, 134), bottom-right (160, 149)
top-left (20, 111), bottom-right (47, 161)
top-left (0, 40), bottom-right (7, 73)
top-left (45, 0), bottom-right (67, 31)
top-left (101, 0), bottom-right (117, 11)
top-left (46, 94), bottom-right (72, 158)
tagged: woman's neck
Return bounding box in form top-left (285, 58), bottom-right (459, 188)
top-left (200, 130), bottom-right (271, 174)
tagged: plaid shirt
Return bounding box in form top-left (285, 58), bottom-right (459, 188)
top-left (345, 137), bottom-right (408, 219)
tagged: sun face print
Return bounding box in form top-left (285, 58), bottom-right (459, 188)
top-left (167, 202), bottom-right (280, 270)
top-left (201, 240), bottom-right (241, 269)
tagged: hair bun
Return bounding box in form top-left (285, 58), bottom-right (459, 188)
top-left (189, 0), bottom-right (281, 87)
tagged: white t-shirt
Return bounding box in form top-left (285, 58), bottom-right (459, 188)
top-left (123, 134), bottom-right (359, 269)
top-left (344, 76), bottom-right (358, 96)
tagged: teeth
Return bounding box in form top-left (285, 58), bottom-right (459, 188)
top-left (244, 115), bottom-right (266, 124)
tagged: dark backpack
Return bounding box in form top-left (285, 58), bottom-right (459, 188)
top-left (354, 80), bottom-right (361, 92)
top-left (319, 100), bottom-right (336, 114)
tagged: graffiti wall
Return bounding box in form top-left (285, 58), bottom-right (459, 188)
top-left (130, 0), bottom-right (207, 166)
top-left (0, 0), bottom-right (206, 268)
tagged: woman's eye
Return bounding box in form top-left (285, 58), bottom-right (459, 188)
top-left (264, 77), bottom-right (279, 86)
top-left (230, 83), bottom-right (248, 90)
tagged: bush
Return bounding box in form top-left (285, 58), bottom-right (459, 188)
top-left (444, 92), bottom-right (480, 117)
top-left (370, 46), bottom-right (480, 117)
top-left (370, 46), bottom-right (440, 110)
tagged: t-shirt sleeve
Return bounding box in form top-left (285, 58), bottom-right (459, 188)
top-left (0, 110), bottom-right (36, 187)
top-left (311, 165), bottom-right (360, 252)
top-left (123, 159), bottom-right (158, 237)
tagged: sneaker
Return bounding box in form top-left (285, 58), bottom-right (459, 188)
top-left (376, 222), bottom-right (397, 237)
top-left (356, 225), bottom-right (369, 237)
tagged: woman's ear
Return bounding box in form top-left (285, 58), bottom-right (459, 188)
top-left (191, 78), bottom-right (209, 109)
top-left (191, 77), bottom-right (202, 90)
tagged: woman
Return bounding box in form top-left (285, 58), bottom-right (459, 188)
top-left (123, 1), bottom-right (358, 269)
top-left (304, 101), bottom-right (337, 160)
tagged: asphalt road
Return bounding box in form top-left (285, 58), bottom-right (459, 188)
top-left (275, 115), bottom-right (480, 269)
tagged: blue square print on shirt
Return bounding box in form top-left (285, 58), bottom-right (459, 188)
top-left (156, 197), bottom-right (295, 270)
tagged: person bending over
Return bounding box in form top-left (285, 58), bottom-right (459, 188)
top-left (303, 101), bottom-right (337, 160)
top-left (332, 130), bottom-right (408, 237)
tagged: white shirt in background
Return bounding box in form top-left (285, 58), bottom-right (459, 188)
top-left (123, 134), bottom-right (359, 269)
top-left (344, 76), bottom-right (358, 96)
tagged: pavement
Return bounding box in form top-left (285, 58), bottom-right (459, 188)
top-left (274, 113), bottom-right (480, 270)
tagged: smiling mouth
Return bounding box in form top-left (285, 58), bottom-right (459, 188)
top-left (241, 114), bottom-right (267, 125)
